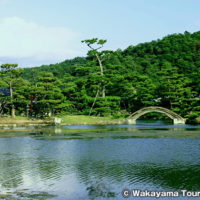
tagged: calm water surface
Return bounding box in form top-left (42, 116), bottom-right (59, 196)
top-left (0, 120), bottom-right (200, 200)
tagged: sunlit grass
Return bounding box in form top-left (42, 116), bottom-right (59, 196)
top-left (60, 115), bottom-right (123, 125)
top-left (0, 115), bottom-right (124, 125)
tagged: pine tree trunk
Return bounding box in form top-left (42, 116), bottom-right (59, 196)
top-left (10, 81), bottom-right (15, 118)
top-left (89, 87), bottom-right (100, 115)
top-left (96, 53), bottom-right (105, 98)
top-left (102, 84), bottom-right (105, 98)
top-left (11, 105), bottom-right (15, 118)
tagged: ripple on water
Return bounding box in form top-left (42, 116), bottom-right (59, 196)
top-left (0, 123), bottom-right (200, 199)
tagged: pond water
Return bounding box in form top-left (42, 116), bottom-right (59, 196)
top-left (0, 120), bottom-right (200, 200)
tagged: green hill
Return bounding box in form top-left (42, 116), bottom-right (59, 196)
top-left (1, 31), bottom-right (200, 121)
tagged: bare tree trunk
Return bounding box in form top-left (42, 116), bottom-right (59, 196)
top-left (89, 88), bottom-right (100, 116)
top-left (9, 81), bottom-right (15, 118)
top-left (11, 105), bottom-right (15, 118)
top-left (95, 53), bottom-right (105, 98)
top-left (102, 84), bottom-right (105, 98)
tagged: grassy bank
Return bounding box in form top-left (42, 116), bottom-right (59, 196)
top-left (60, 115), bottom-right (123, 125)
top-left (0, 115), bottom-right (124, 126)
top-left (0, 116), bottom-right (52, 126)
top-left (0, 115), bottom-right (199, 126)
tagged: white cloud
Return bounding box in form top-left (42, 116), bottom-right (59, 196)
top-left (0, 0), bottom-right (12, 6)
top-left (0, 17), bottom-right (81, 67)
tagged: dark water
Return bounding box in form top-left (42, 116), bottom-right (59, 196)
top-left (0, 120), bottom-right (200, 199)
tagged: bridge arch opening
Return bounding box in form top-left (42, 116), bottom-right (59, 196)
top-left (135, 112), bottom-right (173, 123)
top-left (127, 107), bottom-right (185, 125)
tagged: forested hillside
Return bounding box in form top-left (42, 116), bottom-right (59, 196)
top-left (1, 31), bottom-right (200, 121)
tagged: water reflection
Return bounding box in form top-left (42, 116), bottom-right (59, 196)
top-left (0, 122), bottom-right (200, 199)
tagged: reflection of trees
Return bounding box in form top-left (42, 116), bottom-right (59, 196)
top-left (74, 159), bottom-right (200, 192)
top-left (86, 180), bottom-right (115, 199)
top-left (1, 155), bottom-right (199, 198)
top-left (0, 138), bottom-right (64, 192)
top-left (69, 138), bottom-right (200, 198)
top-left (0, 157), bottom-right (24, 188)
top-left (130, 162), bottom-right (200, 191)
top-left (0, 157), bottom-right (63, 191)
top-left (1, 132), bottom-right (200, 199)
top-left (74, 160), bottom-right (115, 199)
top-left (36, 158), bottom-right (62, 181)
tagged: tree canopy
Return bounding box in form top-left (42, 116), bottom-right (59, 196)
top-left (1, 31), bottom-right (200, 121)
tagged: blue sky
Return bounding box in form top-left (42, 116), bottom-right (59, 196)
top-left (0, 0), bottom-right (200, 67)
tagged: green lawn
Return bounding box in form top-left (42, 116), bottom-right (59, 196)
top-left (60, 115), bottom-right (123, 125)
top-left (1, 115), bottom-right (199, 125)
top-left (0, 115), bottom-right (124, 125)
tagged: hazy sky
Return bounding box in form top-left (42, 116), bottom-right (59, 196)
top-left (0, 0), bottom-right (200, 67)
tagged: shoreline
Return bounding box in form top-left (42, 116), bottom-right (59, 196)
top-left (0, 115), bottom-right (200, 127)
top-left (0, 115), bottom-right (124, 127)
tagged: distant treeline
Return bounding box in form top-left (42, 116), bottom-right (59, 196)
top-left (1, 31), bottom-right (200, 121)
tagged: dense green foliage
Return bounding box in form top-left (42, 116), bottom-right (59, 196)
top-left (1, 31), bottom-right (200, 120)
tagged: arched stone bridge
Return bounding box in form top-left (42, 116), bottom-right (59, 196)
top-left (127, 106), bottom-right (185, 124)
